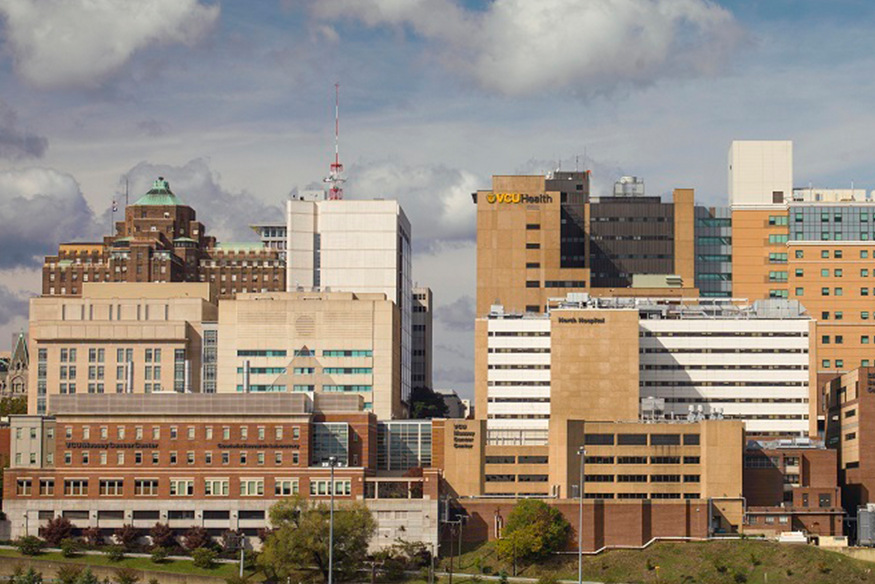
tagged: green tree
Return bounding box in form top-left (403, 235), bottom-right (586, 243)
top-left (75, 569), bottom-right (99, 584)
top-left (14, 567), bottom-right (42, 584)
top-left (56, 565), bottom-right (83, 584)
top-left (192, 548), bottom-right (218, 569)
top-left (113, 568), bottom-right (139, 584)
top-left (258, 497), bottom-right (376, 582)
top-left (409, 386), bottom-right (449, 419)
top-left (495, 500), bottom-right (570, 562)
top-left (0, 397), bottom-right (27, 417)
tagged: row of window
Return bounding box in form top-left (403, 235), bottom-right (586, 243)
top-left (583, 433), bottom-right (700, 446)
top-left (584, 456), bottom-right (700, 465)
top-left (63, 449), bottom-right (303, 467)
top-left (235, 350), bottom-right (374, 358)
top-left (65, 424), bottom-right (301, 442)
top-left (15, 477), bottom-right (351, 498)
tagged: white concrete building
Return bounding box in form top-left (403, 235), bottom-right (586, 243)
top-left (286, 199), bottom-right (413, 404)
top-left (638, 299), bottom-right (815, 437)
top-left (728, 140), bottom-right (794, 207)
top-left (484, 316), bottom-right (552, 432)
top-left (479, 297), bottom-right (815, 437)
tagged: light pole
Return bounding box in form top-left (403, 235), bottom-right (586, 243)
top-left (328, 456), bottom-right (338, 584)
top-left (577, 446), bottom-right (586, 584)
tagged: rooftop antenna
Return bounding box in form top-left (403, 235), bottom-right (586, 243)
top-left (324, 82), bottom-right (346, 200)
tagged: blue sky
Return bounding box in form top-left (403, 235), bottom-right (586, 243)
top-left (1, 0), bottom-right (874, 395)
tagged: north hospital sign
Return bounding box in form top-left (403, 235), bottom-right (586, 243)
top-left (486, 193), bottom-right (553, 204)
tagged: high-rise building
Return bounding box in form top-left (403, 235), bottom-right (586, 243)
top-left (286, 198), bottom-right (413, 404)
top-left (41, 178), bottom-right (285, 300)
top-left (27, 283), bottom-right (217, 415)
top-left (476, 296), bottom-right (817, 438)
top-left (412, 287), bottom-right (433, 390)
top-left (473, 171), bottom-right (696, 317)
top-left (729, 140), bottom-right (875, 431)
top-left (216, 291), bottom-right (405, 420)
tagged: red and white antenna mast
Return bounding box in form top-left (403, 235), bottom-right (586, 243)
top-left (325, 82), bottom-right (346, 200)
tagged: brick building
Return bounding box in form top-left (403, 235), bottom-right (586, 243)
top-left (742, 440), bottom-right (843, 536)
top-left (41, 178), bottom-right (284, 300)
top-left (3, 393), bottom-right (439, 546)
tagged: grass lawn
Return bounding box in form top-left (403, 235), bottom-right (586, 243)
top-left (0, 547), bottom-right (254, 580)
top-left (435, 539), bottom-right (875, 584)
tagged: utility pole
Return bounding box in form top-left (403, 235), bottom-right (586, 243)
top-left (578, 447), bottom-right (586, 584)
top-left (328, 456), bottom-right (338, 584)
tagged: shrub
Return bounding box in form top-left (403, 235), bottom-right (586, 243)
top-left (224, 576), bottom-right (249, 584)
top-left (537, 575), bottom-right (559, 584)
top-left (750, 553), bottom-right (761, 566)
top-left (56, 565), bottom-right (83, 584)
top-left (60, 538), bottom-right (80, 558)
top-left (192, 547), bottom-right (218, 570)
top-left (106, 545), bottom-right (126, 562)
top-left (113, 525), bottom-right (140, 551)
top-left (15, 536), bottom-right (44, 556)
top-left (150, 547), bottom-right (169, 564)
top-left (646, 558), bottom-right (656, 571)
top-left (41, 517), bottom-right (74, 546)
top-left (75, 569), bottom-right (99, 584)
top-left (113, 568), bottom-right (139, 584)
top-left (149, 523), bottom-right (176, 550)
top-left (498, 570), bottom-right (509, 584)
top-left (82, 527), bottom-right (103, 548)
top-left (183, 526), bottom-right (211, 552)
top-left (734, 572), bottom-right (748, 583)
top-left (148, 579), bottom-right (159, 584)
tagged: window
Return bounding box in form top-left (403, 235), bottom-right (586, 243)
top-left (293, 427), bottom-right (300, 440)
top-left (837, 360), bottom-right (844, 368)
top-left (310, 479), bottom-right (351, 496)
top-left (835, 250), bottom-right (843, 258)
top-left (257, 452), bottom-right (265, 465)
top-left (240, 451), bottom-right (248, 464)
top-left (240, 479), bottom-right (264, 496)
top-left (795, 250), bottom-right (804, 259)
top-left (618, 434), bottom-right (647, 445)
top-left (134, 479), bottom-right (158, 496)
top-left (188, 427), bottom-right (195, 440)
top-left (822, 250), bottom-right (830, 258)
top-left (822, 288), bottom-right (830, 296)
top-left (170, 426), bottom-right (178, 440)
top-left (152, 452), bottom-right (159, 464)
top-left (819, 494), bottom-right (832, 508)
top-left (187, 451), bottom-right (195, 465)
top-left (99, 479), bottom-right (124, 496)
top-left (204, 479), bottom-right (229, 496)
top-left (275, 452), bottom-right (282, 465)
top-left (835, 269), bottom-right (843, 277)
top-left (275, 427), bottom-right (283, 440)
top-left (823, 360), bottom-right (831, 368)
top-left (584, 434), bottom-right (614, 445)
top-left (206, 427), bottom-right (213, 440)
top-left (169, 479), bottom-right (194, 496)
top-left (223, 427), bottom-right (230, 440)
top-left (795, 287), bottom-right (804, 296)
top-left (152, 426), bottom-right (160, 440)
top-left (241, 427), bottom-right (249, 440)
top-left (64, 479), bottom-right (89, 496)
top-left (276, 479), bottom-right (300, 496)
top-left (526, 224), bottom-right (540, 230)
top-left (205, 451), bottom-right (213, 465)
top-left (651, 434), bottom-right (681, 446)
top-left (16, 479), bottom-right (32, 496)
top-left (39, 479), bottom-right (54, 496)
top-left (836, 311), bottom-right (844, 320)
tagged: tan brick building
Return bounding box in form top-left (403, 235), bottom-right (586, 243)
top-left (216, 291), bottom-right (405, 421)
top-left (41, 178), bottom-right (284, 300)
top-left (28, 283), bottom-right (217, 415)
top-left (474, 171), bottom-right (696, 317)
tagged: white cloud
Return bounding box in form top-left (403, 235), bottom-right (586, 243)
top-left (0, 0), bottom-right (220, 89)
top-left (0, 101), bottom-right (48, 160)
top-left (346, 161), bottom-right (480, 252)
top-left (312, 0), bottom-right (742, 97)
top-left (0, 167), bottom-right (100, 268)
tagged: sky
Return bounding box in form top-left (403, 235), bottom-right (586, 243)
top-left (1, 0), bottom-right (875, 398)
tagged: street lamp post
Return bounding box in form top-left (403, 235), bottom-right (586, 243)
top-left (578, 447), bottom-right (586, 584)
top-left (328, 456), bottom-right (338, 584)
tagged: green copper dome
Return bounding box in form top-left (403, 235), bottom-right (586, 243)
top-left (131, 177), bottom-right (185, 206)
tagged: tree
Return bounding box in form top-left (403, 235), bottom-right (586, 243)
top-left (60, 538), bottom-right (80, 558)
top-left (495, 500), bottom-right (570, 562)
top-left (75, 569), bottom-right (99, 584)
top-left (113, 568), bottom-right (139, 584)
top-left (14, 567), bottom-right (42, 584)
top-left (219, 530), bottom-right (241, 552)
top-left (258, 497), bottom-right (376, 582)
top-left (113, 525), bottom-right (140, 551)
top-left (409, 386), bottom-right (449, 419)
top-left (82, 527), bottom-right (103, 547)
top-left (0, 396), bottom-right (27, 417)
top-left (182, 526), bottom-right (211, 552)
top-left (149, 523), bottom-right (176, 550)
top-left (41, 516), bottom-right (74, 546)
top-left (56, 565), bottom-right (83, 584)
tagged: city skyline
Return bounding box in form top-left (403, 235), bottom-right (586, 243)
top-left (3, 0), bottom-right (875, 396)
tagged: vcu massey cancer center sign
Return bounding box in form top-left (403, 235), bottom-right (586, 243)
top-left (486, 192), bottom-right (553, 204)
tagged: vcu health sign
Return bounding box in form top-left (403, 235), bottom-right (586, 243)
top-left (486, 193), bottom-right (553, 204)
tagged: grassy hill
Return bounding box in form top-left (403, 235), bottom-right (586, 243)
top-left (436, 539), bottom-right (875, 584)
